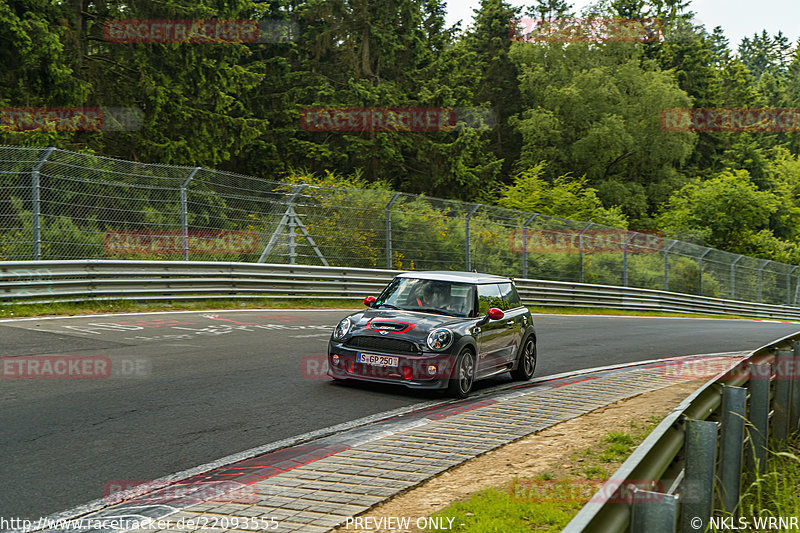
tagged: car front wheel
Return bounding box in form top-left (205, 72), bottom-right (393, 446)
top-left (447, 348), bottom-right (476, 398)
top-left (510, 337), bottom-right (536, 381)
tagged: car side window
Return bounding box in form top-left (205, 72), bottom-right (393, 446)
top-left (498, 283), bottom-right (522, 309)
top-left (477, 284), bottom-right (505, 315)
top-left (448, 284), bottom-right (475, 317)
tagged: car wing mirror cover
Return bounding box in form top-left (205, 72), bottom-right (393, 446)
top-left (364, 295), bottom-right (377, 307)
top-left (488, 308), bottom-right (504, 320)
top-left (476, 308), bottom-right (504, 326)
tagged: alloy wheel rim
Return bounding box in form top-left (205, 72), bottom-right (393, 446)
top-left (460, 353), bottom-right (474, 392)
top-left (524, 341), bottom-right (535, 374)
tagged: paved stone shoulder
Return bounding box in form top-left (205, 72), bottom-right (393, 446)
top-left (38, 355), bottom-right (744, 533)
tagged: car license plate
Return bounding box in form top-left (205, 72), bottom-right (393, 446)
top-left (356, 353), bottom-right (399, 367)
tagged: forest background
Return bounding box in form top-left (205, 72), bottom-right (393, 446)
top-left (4, 0), bottom-right (800, 264)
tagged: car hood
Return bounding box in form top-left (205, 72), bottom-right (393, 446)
top-left (351, 308), bottom-right (469, 334)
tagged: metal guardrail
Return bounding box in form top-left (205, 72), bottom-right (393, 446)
top-left (563, 332), bottom-right (800, 533)
top-left (514, 280), bottom-right (800, 320)
top-left (0, 261), bottom-right (398, 303)
top-left (4, 261), bottom-right (800, 321)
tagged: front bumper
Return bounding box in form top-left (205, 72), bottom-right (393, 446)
top-left (327, 341), bottom-right (456, 390)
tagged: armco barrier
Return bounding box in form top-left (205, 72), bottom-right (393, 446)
top-left (3, 260), bottom-right (800, 320)
top-left (563, 332), bottom-right (800, 533)
top-left (0, 261), bottom-right (397, 303)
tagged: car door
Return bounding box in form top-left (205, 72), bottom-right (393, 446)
top-left (497, 282), bottom-right (525, 366)
top-left (475, 283), bottom-right (513, 374)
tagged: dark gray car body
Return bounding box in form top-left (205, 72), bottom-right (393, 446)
top-left (327, 271), bottom-right (536, 392)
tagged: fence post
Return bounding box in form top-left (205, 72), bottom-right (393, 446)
top-left (730, 255), bottom-right (743, 300)
top-left (757, 260), bottom-right (768, 303)
top-left (680, 419), bottom-right (717, 533)
top-left (664, 240), bottom-right (676, 291)
top-left (697, 249), bottom-right (711, 295)
top-left (792, 341), bottom-right (800, 432)
top-left (288, 216), bottom-right (297, 264)
top-left (795, 274), bottom-right (800, 306)
top-left (180, 167), bottom-right (201, 261)
top-left (774, 349), bottom-right (794, 443)
top-left (630, 488), bottom-right (677, 533)
top-left (385, 193), bottom-right (401, 269)
top-left (465, 204), bottom-right (480, 271)
top-left (748, 362), bottom-right (770, 473)
top-left (31, 147), bottom-right (55, 260)
top-left (521, 214), bottom-right (538, 279)
top-left (578, 223), bottom-right (594, 283)
top-left (718, 385), bottom-right (746, 515)
top-left (622, 232), bottom-right (635, 287)
top-left (787, 266), bottom-right (798, 306)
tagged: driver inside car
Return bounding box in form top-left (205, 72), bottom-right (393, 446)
top-left (416, 284), bottom-right (447, 309)
top-left (415, 285), bottom-right (435, 307)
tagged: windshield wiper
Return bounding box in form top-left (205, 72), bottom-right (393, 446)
top-left (414, 307), bottom-right (457, 316)
top-left (377, 303), bottom-right (401, 309)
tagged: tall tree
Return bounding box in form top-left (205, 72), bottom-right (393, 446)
top-left (528, 0), bottom-right (572, 20)
top-left (0, 0), bottom-right (90, 146)
top-left (656, 169), bottom-right (795, 261)
top-left (251, 0), bottom-right (500, 198)
top-left (463, 0), bottom-right (525, 180)
top-left (610, 0), bottom-right (647, 19)
top-left (508, 38), bottom-right (695, 223)
top-left (739, 30), bottom-right (792, 79)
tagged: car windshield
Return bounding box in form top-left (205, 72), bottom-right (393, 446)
top-left (376, 278), bottom-right (475, 317)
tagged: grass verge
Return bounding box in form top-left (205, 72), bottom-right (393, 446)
top-left (0, 299), bottom-right (770, 320)
top-left (529, 306), bottom-right (756, 320)
top-left (0, 298), bottom-right (363, 318)
top-left (732, 432), bottom-right (800, 529)
top-left (424, 416), bottom-right (663, 532)
top-left (421, 427), bottom-right (800, 533)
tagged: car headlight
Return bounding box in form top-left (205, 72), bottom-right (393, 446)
top-left (332, 317), bottom-right (352, 340)
top-left (427, 328), bottom-right (453, 351)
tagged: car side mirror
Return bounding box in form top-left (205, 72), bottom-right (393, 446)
top-left (476, 308), bottom-right (504, 326)
top-left (364, 296), bottom-right (377, 307)
top-left (488, 308), bottom-right (504, 320)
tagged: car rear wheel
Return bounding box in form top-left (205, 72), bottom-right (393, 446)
top-left (447, 348), bottom-right (476, 398)
top-left (510, 337), bottom-right (536, 381)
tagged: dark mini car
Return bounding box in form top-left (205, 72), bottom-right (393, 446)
top-left (327, 271), bottom-right (537, 398)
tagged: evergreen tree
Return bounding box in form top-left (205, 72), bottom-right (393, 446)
top-left (463, 0), bottom-right (525, 181)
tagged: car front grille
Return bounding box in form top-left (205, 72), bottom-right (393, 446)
top-left (346, 335), bottom-right (419, 354)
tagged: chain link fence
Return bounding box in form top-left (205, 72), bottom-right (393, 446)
top-left (1, 145), bottom-right (799, 306)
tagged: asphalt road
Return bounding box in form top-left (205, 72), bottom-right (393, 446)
top-left (1, 309), bottom-right (798, 519)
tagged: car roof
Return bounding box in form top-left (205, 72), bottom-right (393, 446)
top-left (395, 271), bottom-right (512, 284)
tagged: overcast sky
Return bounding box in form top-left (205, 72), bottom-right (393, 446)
top-left (445, 0), bottom-right (800, 50)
